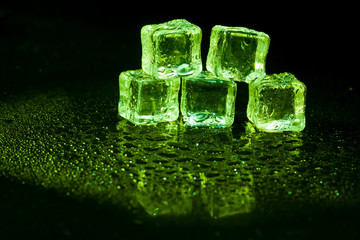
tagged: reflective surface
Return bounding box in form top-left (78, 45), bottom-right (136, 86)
top-left (1, 83), bottom-right (359, 222)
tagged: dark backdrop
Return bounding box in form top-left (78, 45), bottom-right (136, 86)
top-left (1, 0), bottom-right (356, 91)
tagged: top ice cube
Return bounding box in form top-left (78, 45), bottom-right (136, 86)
top-left (206, 25), bottom-right (270, 82)
top-left (141, 19), bottom-right (202, 79)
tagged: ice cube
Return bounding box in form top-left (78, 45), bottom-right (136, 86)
top-left (247, 72), bottom-right (306, 132)
top-left (180, 71), bottom-right (237, 127)
top-left (141, 19), bottom-right (202, 79)
top-left (118, 69), bottom-right (180, 125)
top-left (206, 25), bottom-right (270, 82)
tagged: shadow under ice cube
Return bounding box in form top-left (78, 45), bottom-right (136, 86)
top-left (181, 71), bottom-right (237, 127)
top-left (247, 72), bottom-right (306, 132)
top-left (118, 69), bottom-right (180, 125)
top-left (141, 19), bottom-right (202, 79)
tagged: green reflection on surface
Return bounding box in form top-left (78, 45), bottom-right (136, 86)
top-left (0, 90), bottom-right (358, 220)
top-left (116, 119), bottom-right (258, 218)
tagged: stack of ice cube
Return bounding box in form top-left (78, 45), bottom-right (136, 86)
top-left (118, 19), bottom-right (306, 132)
top-left (119, 19), bottom-right (201, 125)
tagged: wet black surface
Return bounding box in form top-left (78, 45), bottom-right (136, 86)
top-left (1, 2), bottom-right (359, 239)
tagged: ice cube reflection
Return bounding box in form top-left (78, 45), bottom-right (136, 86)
top-left (117, 119), bottom-right (303, 218)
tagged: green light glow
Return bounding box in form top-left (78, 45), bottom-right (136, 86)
top-left (206, 25), bottom-right (270, 82)
top-left (141, 19), bottom-right (202, 79)
top-left (181, 71), bottom-right (237, 127)
top-left (118, 69), bottom-right (180, 125)
top-left (122, 20), bottom-right (306, 131)
top-left (1, 90), bottom-right (317, 219)
top-left (247, 73), bottom-right (306, 132)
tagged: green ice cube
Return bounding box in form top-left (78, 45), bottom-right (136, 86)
top-left (141, 19), bottom-right (202, 79)
top-left (180, 71), bottom-right (237, 127)
top-left (247, 73), bottom-right (306, 132)
top-left (206, 25), bottom-right (270, 82)
top-left (118, 69), bottom-right (180, 125)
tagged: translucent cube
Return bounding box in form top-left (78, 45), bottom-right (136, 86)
top-left (141, 19), bottom-right (202, 79)
top-left (180, 71), bottom-right (237, 127)
top-left (247, 73), bottom-right (306, 132)
top-left (118, 69), bottom-right (180, 125)
top-left (206, 25), bottom-right (270, 82)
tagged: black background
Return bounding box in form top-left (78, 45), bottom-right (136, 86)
top-left (1, 0), bottom-right (357, 91)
